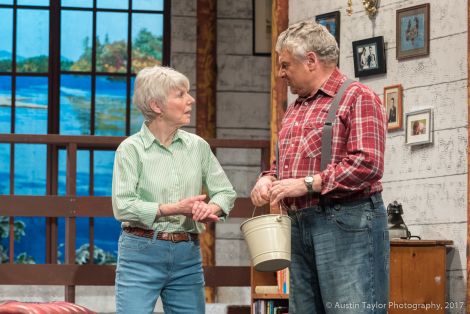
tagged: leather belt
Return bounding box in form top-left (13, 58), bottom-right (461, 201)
top-left (123, 227), bottom-right (198, 243)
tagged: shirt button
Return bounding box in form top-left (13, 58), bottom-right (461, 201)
top-left (284, 165), bottom-right (288, 169)
top-left (291, 205), bottom-right (297, 210)
top-left (294, 122), bottom-right (298, 126)
top-left (291, 144), bottom-right (294, 147)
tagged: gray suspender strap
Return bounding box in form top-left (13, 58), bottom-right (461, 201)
top-left (320, 79), bottom-right (354, 171)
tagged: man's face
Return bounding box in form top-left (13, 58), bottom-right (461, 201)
top-left (278, 50), bottom-right (311, 96)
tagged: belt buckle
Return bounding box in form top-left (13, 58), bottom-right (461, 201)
top-left (169, 233), bottom-right (176, 242)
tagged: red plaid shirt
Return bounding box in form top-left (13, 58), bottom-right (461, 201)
top-left (263, 69), bottom-right (386, 210)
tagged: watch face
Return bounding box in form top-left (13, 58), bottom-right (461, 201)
top-left (305, 176), bottom-right (314, 183)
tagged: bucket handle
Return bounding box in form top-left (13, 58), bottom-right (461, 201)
top-left (251, 206), bottom-right (285, 219)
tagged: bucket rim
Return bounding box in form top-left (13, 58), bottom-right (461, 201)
top-left (240, 213), bottom-right (292, 230)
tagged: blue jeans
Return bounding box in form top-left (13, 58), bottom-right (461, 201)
top-left (115, 231), bottom-right (205, 314)
top-left (288, 193), bottom-right (389, 314)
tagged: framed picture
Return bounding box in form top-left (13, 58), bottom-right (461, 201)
top-left (384, 84), bottom-right (403, 131)
top-left (405, 109), bottom-right (433, 145)
top-left (396, 3), bottom-right (430, 60)
top-left (352, 36), bottom-right (386, 77)
top-left (315, 11), bottom-right (340, 46)
top-left (252, 0), bottom-right (272, 55)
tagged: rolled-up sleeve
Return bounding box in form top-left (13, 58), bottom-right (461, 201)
top-left (202, 145), bottom-right (237, 219)
top-left (112, 143), bottom-right (158, 228)
top-left (320, 90), bottom-right (386, 194)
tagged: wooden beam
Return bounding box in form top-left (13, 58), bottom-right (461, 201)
top-left (0, 195), bottom-right (264, 218)
top-left (196, 0), bottom-right (217, 303)
top-left (269, 0), bottom-right (288, 214)
top-left (0, 265), bottom-right (250, 287)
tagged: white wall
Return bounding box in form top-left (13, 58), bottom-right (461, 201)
top-left (290, 0), bottom-right (467, 311)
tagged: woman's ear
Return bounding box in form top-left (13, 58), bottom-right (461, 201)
top-left (149, 100), bottom-right (163, 115)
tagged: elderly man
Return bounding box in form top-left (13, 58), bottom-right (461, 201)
top-left (251, 20), bottom-right (389, 314)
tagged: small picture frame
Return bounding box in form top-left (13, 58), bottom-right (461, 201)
top-left (352, 36), bottom-right (386, 77)
top-left (252, 0), bottom-right (272, 56)
top-left (405, 108), bottom-right (433, 145)
top-left (384, 84), bottom-right (403, 131)
top-left (315, 11), bottom-right (340, 46)
top-left (396, 3), bottom-right (430, 60)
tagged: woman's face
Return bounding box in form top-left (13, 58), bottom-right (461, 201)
top-left (162, 87), bottom-right (195, 127)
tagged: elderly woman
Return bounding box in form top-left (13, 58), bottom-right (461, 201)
top-left (112, 65), bottom-right (236, 314)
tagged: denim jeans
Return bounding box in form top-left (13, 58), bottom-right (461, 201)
top-left (288, 193), bottom-right (389, 314)
top-left (115, 231), bottom-right (205, 314)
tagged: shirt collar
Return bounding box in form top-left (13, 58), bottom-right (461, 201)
top-left (139, 122), bottom-right (189, 149)
top-left (294, 68), bottom-right (347, 105)
top-left (319, 68), bottom-right (347, 98)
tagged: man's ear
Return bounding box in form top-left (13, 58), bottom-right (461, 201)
top-left (305, 51), bottom-right (317, 70)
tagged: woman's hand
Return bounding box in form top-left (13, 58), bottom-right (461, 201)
top-left (159, 195), bottom-right (220, 222)
top-left (192, 202), bottom-right (220, 222)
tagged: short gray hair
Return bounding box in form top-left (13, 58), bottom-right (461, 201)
top-left (133, 65), bottom-right (190, 121)
top-left (275, 20), bottom-right (339, 66)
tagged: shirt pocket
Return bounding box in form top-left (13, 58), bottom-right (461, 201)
top-left (300, 121), bottom-right (323, 158)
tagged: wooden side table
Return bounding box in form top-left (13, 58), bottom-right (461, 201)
top-left (389, 239), bottom-right (453, 314)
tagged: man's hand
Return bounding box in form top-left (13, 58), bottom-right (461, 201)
top-left (269, 178), bottom-right (308, 207)
top-left (251, 176), bottom-right (276, 206)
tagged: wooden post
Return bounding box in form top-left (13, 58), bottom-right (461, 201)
top-left (196, 0), bottom-right (217, 303)
top-left (270, 0), bottom-right (288, 214)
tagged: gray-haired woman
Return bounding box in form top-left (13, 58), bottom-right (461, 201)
top-left (112, 65), bottom-right (236, 314)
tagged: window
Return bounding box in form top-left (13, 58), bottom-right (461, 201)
top-left (0, 0), bottom-right (169, 264)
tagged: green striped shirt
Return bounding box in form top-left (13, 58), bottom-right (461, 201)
top-left (112, 123), bottom-right (237, 233)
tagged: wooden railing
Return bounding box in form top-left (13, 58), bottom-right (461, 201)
top-left (0, 133), bottom-right (270, 302)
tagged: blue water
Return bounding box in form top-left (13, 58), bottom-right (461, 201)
top-left (0, 74), bottom-right (140, 263)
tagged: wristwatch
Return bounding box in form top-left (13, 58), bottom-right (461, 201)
top-left (304, 175), bottom-right (314, 193)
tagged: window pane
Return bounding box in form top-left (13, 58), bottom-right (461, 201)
top-left (15, 76), bottom-right (48, 134)
top-left (0, 76), bottom-right (11, 133)
top-left (12, 217), bottom-right (46, 264)
top-left (61, 0), bottom-right (92, 8)
top-left (130, 76), bottom-right (143, 134)
top-left (93, 150), bottom-right (114, 196)
top-left (14, 144), bottom-right (46, 195)
top-left (132, 13), bottom-right (163, 73)
top-left (60, 74), bottom-right (91, 135)
top-left (93, 150), bottom-right (119, 264)
top-left (95, 76), bottom-right (126, 136)
top-left (133, 0), bottom-right (164, 11)
top-left (61, 10), bottom-right (92, 72)
top-left (17, 9), bottom-right (49, 72)
top-left (97, 0), bottom-right (127, 10)
top-left (96, 12), bottom-right (128, 73)
top-left (58, 149), bottom-right (90, 196)
top-left (0, 144), bottom-right (10, 194)
top-left (0, 9), bottom-right (13, 72)
top-left (0, 0), bottom-right (13, 4)
top-left (17, 0), bottom-right (49, 5)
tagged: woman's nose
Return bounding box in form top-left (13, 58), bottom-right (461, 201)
top-left (188, 94), bottom-right (195, 105)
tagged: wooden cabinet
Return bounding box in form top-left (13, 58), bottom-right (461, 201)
top-left (250, 239), bottom-right (453, 314)
top-left (389, 239), bottom-right (453, 314)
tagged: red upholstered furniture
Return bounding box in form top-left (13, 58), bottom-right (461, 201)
top-left (0, 300), bottom-right (96, 314)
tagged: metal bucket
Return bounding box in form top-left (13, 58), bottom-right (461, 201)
top-left (240, 214), bottom-right (291, 272)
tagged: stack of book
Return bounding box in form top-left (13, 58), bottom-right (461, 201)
top-left (253, 300), bottom-right (288, 314)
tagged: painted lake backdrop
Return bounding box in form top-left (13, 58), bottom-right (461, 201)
top-left (0, 1), bottom-right (164, 264)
